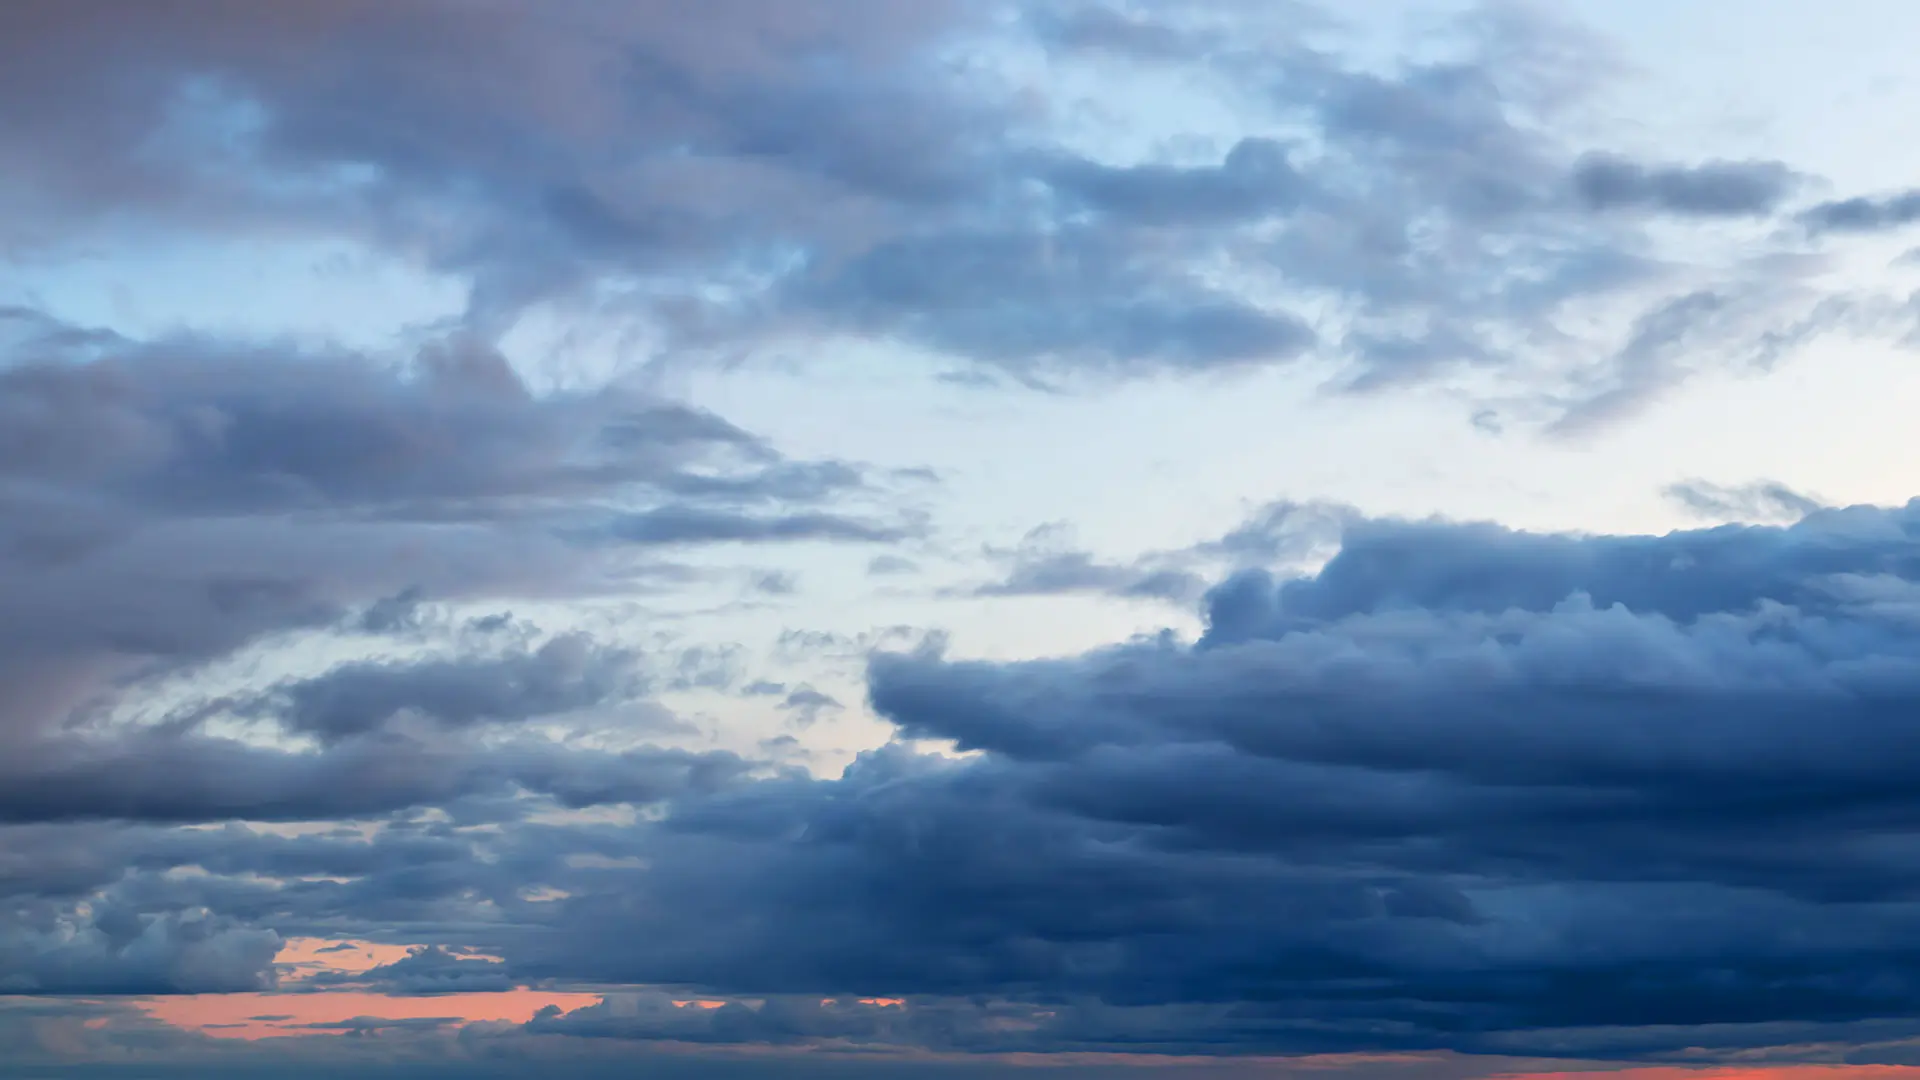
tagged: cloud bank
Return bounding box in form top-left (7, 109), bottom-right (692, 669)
top-left (8, 1), bottom-right (1920, 1075)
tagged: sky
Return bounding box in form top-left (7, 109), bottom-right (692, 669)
top-left (8, 0), bottom-right (1920, 1077)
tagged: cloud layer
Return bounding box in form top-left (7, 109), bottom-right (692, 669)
top-left (371, 500), bottom-right (1913, 1061)
top-left (22, 501), bottom-right (1920, 1060)
top-left (9, 1), bottom-right (1920, 1074)
top-left (3, 1), bottom-right (1914, 416)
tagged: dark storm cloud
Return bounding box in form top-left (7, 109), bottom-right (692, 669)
top-left (1572, 153), bottom-right (1800, 216)
top-left (389, 498), bottom-right (1920, 1061)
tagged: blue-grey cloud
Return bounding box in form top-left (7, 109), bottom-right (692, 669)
top-left (1041, 137), bottom-right (1309, 227)
top-left (308, 946), bottom-right (513, 996)
top-left (0, 306), bottom-right (860, 1009)
top-left (0, 735), bottom-right (750, 826)
top-left (436, 499), bottom-right (1920, 1061)
top-left (969, 547), bottom-right (1206, 604)
top-left (199, 634), bottom-right (647, 744)
top-left (667, 644), bottom-right (747, 693)
top-left (966, 505), bottom-right (1354, 605)
top-left (0, 311), bottom-right (876, 811)
top-left (864, 555), bottom-right (920, 577)
top-left (0, 905), bottom-right (281, 995)
top-left (1803, 190), bottom-right (1920, 234)
top-left (0, 0), bottom-right (1898, 411)
top-left (1665, 478), bottom-right (1825, 523)
top-left (15, 1), bottom-right (1920, 1071)
top-left (1573, 153), bottom-right (1800, 217)
top-left (779, 687), bottom-right (842, 729)
top-left (605, 507), bottom-right (910, 547)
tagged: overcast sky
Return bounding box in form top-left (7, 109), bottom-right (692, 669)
top-left (9, 2), bottom-right (1920, 1077)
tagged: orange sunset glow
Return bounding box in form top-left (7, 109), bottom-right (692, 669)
top-left (138, 988), bottom-right (603, 1041)
top-left (129, 937), bottom-right (601, 1040)
top-left (273, 936), bottom-right (417, 977)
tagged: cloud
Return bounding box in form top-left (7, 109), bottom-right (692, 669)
top-left (965, 523), bottom-right (1204, 604)
top-left (1548, 285), bottom-right (1815, 434)
top-left (1665, 479), bottom-right (1825, 523)
top-left (310, 946), bottom-right (515, 996)
top-left (0, 0), bottom-right (1897, 412)
top-left (604, 507), bottom-right (911, 546)
top-left (523, 992), bottom-right (902, 1047)
top-left (0, 329), bottom-right (797, 521)
top-left (793, 225), bottom-right (1319, 381)
top-left (1802, 190), bottom-right (1920, 234)
top-left (970, 553), bottom-right (1205, 604)
top-left (356, 589), bottom-right (431, 636)
top-left (0, 735), bottom-right (751, 825)
top-left (0, 311), bottom-right (876, 826)
top-left (1189, 500), bottom-right (1359, 569)
top-left (1043, 137), bottom-right (1309, 226)
top-left (749, 571), bottom-right (798, 596)
top-left (197, 634), bottom-right (647, 744)
top-left (0, 308), bottom-right (855, 1006)
top-left (0, 315), bottom-right (887, 745)
top-left (779, 687), bottom-right (842, 729)
top-left (0, 906), bottom-right (281, 995)
top-left (422, 498), bottom-right (1920, 1060)
top-left (1572, 153), bottom-right (1800, 217)
top-left (966, 504), bottom-right (1358, 605)
top-left (668, 645), bottom-right (748, 693)
top-left (16, 2), bottom-right (1920, 1072)
top-left (295, 1015), bottom-right (465, 1035)
top-left (22, 487), bottom-right (1920, 1063)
